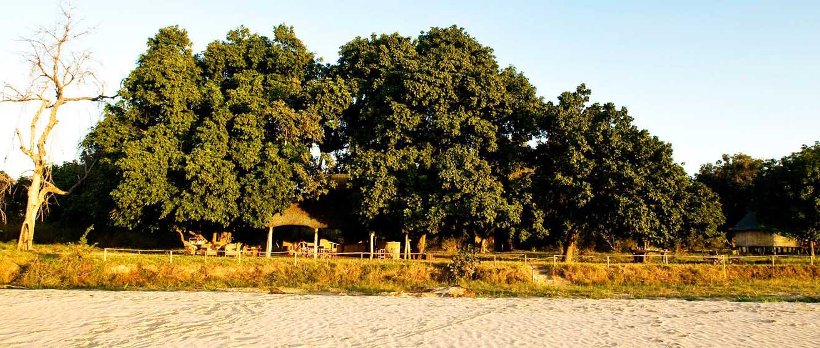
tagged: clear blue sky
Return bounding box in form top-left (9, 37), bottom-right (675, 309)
top-left (2, 0), bottom-right (819, 177)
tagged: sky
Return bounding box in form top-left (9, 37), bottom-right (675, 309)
top-left (1, 0), bottom-right (818, 178)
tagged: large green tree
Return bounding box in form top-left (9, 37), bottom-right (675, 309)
top-left (90, 25), bottom-right (347, 234)
top-left (333, 27), bottom-right (544, 250)
top-left (533, 85), bottom-right (722, 261)
top-left (755, 142), bottom-right (820, 257)
top-left (696, 153), bottom-right (764, 230)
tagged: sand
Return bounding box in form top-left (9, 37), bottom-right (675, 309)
top-left (0, 289), bottom-right (818, 347)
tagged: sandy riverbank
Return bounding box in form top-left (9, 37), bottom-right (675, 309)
top-left (0, 289), bottom-right (817, 347)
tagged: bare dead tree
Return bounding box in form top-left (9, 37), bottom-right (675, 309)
top-left (0, 6), bottom-right (111, 250)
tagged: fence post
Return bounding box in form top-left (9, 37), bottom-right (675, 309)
top-left (293, 251), bottom-right (297, 266)
top-left (237, 249), bottom-right (241, 264)
top-left (606, 256), bottom-right (610, 268)
top-left (103, 248), bottom-right (107, 262)
top-left (722, 255), bottom-right (726, 278)
top-left (771, 255), bottom-right (775, 266)
top-left (169, 250), bottom-right (173, 264)
top-left (524, 254), bottom-right (527, 264)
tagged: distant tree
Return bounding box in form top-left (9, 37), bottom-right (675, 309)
top-left (38, 159), bottom-right (116, 240)
top-left (679, 180), bottom-right (726, 248)
top-left (498, 168), bottom-right (547, 250)
top-left (755, 142), bottom-right (820, 258)
top-left (89, 25), bottom-right (347, 234)
top-left (0, 171), bottom-right (13, 224)
top-left (533, 85), bottom-right (704, 261)
top-left (334, 27), bottom-right (544, 251)
top-left (0, 7), bottom-right (110, 250)
top-left (696, 153), bottom-right (764, 230)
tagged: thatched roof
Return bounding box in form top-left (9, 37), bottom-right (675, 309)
top-left (268, 203), bottom-right (329, 229)
top-left (732, 212), bottom-right (766, 232)
top-left (266, 174), bottom-right (356, 229)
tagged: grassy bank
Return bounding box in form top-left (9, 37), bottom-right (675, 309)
top-left (1, 243), bottom-right (818, 301)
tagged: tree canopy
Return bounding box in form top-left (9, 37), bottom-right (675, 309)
top-left (332, 26), bottom-right (544, 248)
top-left (696, 153), bottom-right (764, 230)
top-left (88, 25), bottom-right (348, 231)
top-left (531, 85), bottom-right (724, 260)
top-left (755, 142), bottom-right (820, 250)
top-left (12, 23), bottom-right (771, 258)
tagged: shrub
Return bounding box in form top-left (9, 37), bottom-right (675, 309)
top-left (447, 248), bottom-right (480, 282)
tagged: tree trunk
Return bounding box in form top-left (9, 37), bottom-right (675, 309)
top-left (265, 226), bottom-right (273, 258)
top-left (18, 171), bottom-right (44, 251)
top-left (641, 240), bottom-right (650, 263)
top-left (416, 233), bottom-right (427, 255)
top-left (313, 228), bottom-right (319, 259)
top-left (562, 229), bottom-right (580, 263)
top-left (369, 231), bottom-right (375, 259)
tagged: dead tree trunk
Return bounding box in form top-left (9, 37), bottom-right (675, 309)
top-left (18, 169), bottom-right (43, 250)
top-left (1, 7), bottom-right (110, 250)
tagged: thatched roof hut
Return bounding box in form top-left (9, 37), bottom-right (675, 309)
top-left (732, 212), bottom-right (800, 254)
top-left (263, 174), bottom-right (357, 258)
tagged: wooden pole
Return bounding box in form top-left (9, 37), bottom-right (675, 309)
top-left (404, 233), bottom-right (410, 260)
top-left (169, 250), bottom-right (173, 264)
top-left (370, 231), bottom-right (375, 260)
top-left (722, 255), bottom-right (727, 278)
top-left (314, 228), bottom-right (319, 260)
top-left (266, 226), bottom-right (273, 258)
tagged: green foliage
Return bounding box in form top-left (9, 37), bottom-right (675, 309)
top-left (696, 153), bottom-right (765, 229)
top-left (68, 23), bottom-right (741, 253)
top-left (447, 247), bottom-right (481, 281)
top-left (532, 85), bottom-right (723, 252)
top-left (755, 142), bottom-right (820, 242)
top-left (680, 181), bottom-right (726, 247)
top-left (89, 25), bottom-right (348, 231)
top-left (0, 171), bottom-right (12, 225)
top-left (335, 26), bottom-right (543, 243)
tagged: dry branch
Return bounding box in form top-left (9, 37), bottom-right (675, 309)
top-left (1, 4), bottom-right (113, 250)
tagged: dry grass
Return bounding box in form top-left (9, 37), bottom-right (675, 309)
top-left (1, 243), bottom-right (817, 301)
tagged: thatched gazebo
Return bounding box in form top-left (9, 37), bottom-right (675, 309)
top-left (264, 174), bottom-right (358, 259)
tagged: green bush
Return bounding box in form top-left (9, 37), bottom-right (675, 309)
top-left (447, 248), bottom-right (480, 282)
